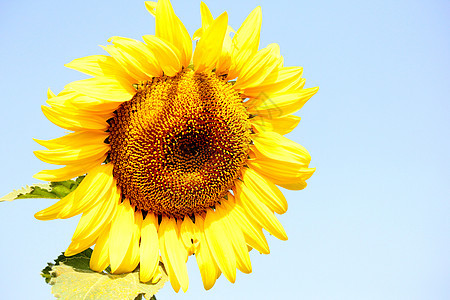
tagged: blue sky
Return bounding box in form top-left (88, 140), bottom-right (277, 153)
top-left (0, 0), bottom-right (448, 299)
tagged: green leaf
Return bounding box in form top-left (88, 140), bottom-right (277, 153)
top-left (41, 249), bottom-right (93, 284)
top-left (42, 249), bottom-right (167, 300)
top-left (0, 184), bottom-right (53, 202)
top-left (1, 176), bottom-right (85, 202)
top-left (49, 184), bottom-right (72, 199)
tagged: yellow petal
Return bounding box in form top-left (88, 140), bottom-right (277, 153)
top-left (228, 6), bottom-right (262, 79)
top-left (65, 237), bottom-right (96, 257)
top-left (90, 224), bottom-right (111, 272)
top-left (192, 2), bottom-right (234, 75)
top-left (200, 1), bottom-right (214, 28)
top-left (180, 216), bottom-right (200, 255)
top-left (294, 78), bottom-right (307, 90)
top-left (242, 66), bottom-right (303, 98)
top-left (34, 144), bottom-right (108, 166)
top-left (34, 164), bottom-right (113, 220)
top-left (236, 182), bottom-right (288, 241)
top-left (227, 199), bottom-right (270, 254)
top-left (109, 36), bottom-right (163, 78)
top-left (145, 1), bottom-right (157, 17)
top-left (41, 105), bottom-right (109, 131)
top-left (67, 98), bottom-right (121, 114)
top-left (34, 192), bottom-right (76, 221)
top-left (248, 87), bottom-right (319, 118)
top-left (194, 12), bottom-right (228, 73)
top-left (158, 217), bottom-right (181, 292)
top-left (192, 28), bottom-right (204, 41)
top-left (129, 211), bottom-right (143, 269)
top-left (66, 77), bottom-right (135, 102)
top-left (242, 167), bottom-right (288, 214)
top-left (71, 183), bottom-right (119, 242)
top-left (155, 0), bottom-right (192, 67)
top-left (159, 216), bottom-right (189, 292)
top-left (143, 35), bottom-right (182, 76)
top-left (204, 208), bottom-right (236, 283)
top-left (33, 156), bottom-right (105, 182)
top-left (34, 130), bottom-right (109, 150)
top-left (150, 268), bottom-right (164, 284)
top-left (194, 215), bottom-right (221, 290)
top-left (113, 210), bottom-right (142, 273)
top-left (65, 55), bottom-right (133, 83)
top-left (253, 131), bottom-right (311, 168)
top-left (234, 44), bottom-right (281, 90)
top-left (102, 36), bottom-right (163, 81)
top-left (248, 148), bottom-right (316, 190)
top-left (47, 88), bottom-right (56, 99)
top-left (109, 199), bottom-right (135, 273)
top-left (215, 29), bottom-right (234, 75)
top-left (100, 45), bottom-right (147, 81)
top-left (140, 212), bottom-right (160, 283)
top-left (58, 164), bottom-right (115, 219)
top-left (250, 114), bottom-right (301, 135)
top-left (47, 89), bottom-right (121, 114)
top-left (46, 97), bottom-right (115, 121)
top-left (192, 2), bottom-right (217, 40)
top-left (215, 202), bottom-right (252, 274)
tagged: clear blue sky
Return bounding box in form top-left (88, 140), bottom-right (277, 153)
top-left (0, 0), bottom-right (448, 299)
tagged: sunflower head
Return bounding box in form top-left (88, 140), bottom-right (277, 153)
top-left (34, 0), bottom-right (318, 293)
top-left (108, 69), bottom-right (251, 218)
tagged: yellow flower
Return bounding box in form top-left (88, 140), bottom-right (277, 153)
top-left (34, 0), bottom-right (318, 292)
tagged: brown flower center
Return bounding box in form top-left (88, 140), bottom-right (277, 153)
top-left (108, 70), bottom-right (250, 218)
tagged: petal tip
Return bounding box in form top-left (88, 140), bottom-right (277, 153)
top-left (34, 211), bottom-right (47, 220)
top-left (32, 172), bottom-right (44, 181)
top-left (145, 1), bottom-right (157, 17)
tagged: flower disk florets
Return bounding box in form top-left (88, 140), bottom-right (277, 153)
top-left (108, 69), bottom-right (251, 218)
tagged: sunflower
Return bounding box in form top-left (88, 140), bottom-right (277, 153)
top-left (34, 0), bottom-right (318, 292)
